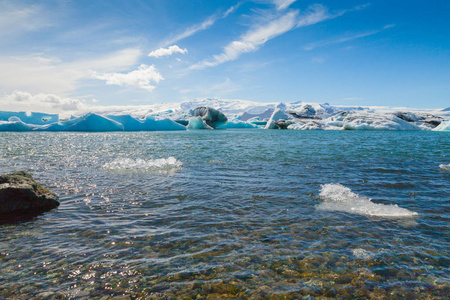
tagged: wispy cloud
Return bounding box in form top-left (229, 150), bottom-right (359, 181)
top-left (273, 0), bottom-right (297, 11)
top-left (304, 24), bottom-right (395, 51)
top-left (162, 2), bottom-right (241, 46)
top-left (0, 48), bottom-right (142, 95)
top-left (190, 4), bottom-right (341, 70)
top-left (91, 64), bottom-right (163, 92)
top-left (0, 2), bottom-right (52, 37)
top-left (148, 45), bottom-right (187, 58)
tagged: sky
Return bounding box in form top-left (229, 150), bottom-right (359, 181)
top-left (0, 0), bottom-right (449, 114)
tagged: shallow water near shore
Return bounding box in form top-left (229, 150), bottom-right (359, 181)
top-left (0, 130), bottom-right (449, 299)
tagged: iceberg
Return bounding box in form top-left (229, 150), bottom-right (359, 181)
top-left (342, 112), bottom-right (421, 131)
top-left (264, 109), bottom-right (290, 129)
top-left (42, 113), bottom-right (124, 131)
top-left (0, 111), bottom-right (59, 125)
top-left (433, 119), bottom-right (450, 131)
top-left (187, 117), bottom-right (213, 129)
top-left (317, 183), bottom-right (418, 217)
top-left (217, 121), bottom-right (259, 129)
top-left (439, 164), bottom-right (450, 171)
top-left (106, 115), bottom-right (186, 131)
top-left (0, 120), bottom-right (36, 131)
top-left (192, 107), bottom-right (227, 128)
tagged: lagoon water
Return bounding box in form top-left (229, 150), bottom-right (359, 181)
top-left (0, 130), bottom-right (449, 299)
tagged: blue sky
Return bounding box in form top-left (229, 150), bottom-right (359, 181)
top-left (0, 0), bottom-right (449, 112)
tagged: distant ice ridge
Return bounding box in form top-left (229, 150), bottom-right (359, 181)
top-left (317, 183), bottom-right (418, 217)
top-left (439, 164), bottom-right (450, 171)
top-left (103, 157), bottom-right (182, 170)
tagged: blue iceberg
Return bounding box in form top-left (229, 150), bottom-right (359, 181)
top-left (0, 111), bottom-right (59, 125)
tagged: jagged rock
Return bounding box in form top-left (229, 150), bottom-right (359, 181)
top-left (0, 171), bottom-right (59, 215)
top-left (192, 107), bottom-right (228, 128)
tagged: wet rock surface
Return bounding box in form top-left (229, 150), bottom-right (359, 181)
top-left (0, 171), bottom-right (59, 215)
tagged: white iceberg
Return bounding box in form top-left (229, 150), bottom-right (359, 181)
top-left (342, 112), bottom-right (421, 131)
top-left (317, 183), bottom-right (418, 217)
top-left (433, 119), bottom-right (450, 131)
top-left (264, 108), bottom-right (290, 129)
top-left (439, 164), bottom-right (450, 171)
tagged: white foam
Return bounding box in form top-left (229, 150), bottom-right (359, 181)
top-left (439, 164), bottom-right (450, 171)
top-left (317, 183), bottom-right (418, 217)
top-left (351, 248), bottom-right (374, 260)
top-left (103, 157), bottom-right (182, 171)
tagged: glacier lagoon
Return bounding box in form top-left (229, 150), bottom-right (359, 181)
top-left (0, 130), bottom-right (449, 299)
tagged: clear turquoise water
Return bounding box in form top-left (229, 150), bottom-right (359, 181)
top-left (0, 130), bottom-right (449, 299)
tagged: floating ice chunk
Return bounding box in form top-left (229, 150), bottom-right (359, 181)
top-left (106, 115), bottom-right (145, 131)
top-left (187, 116), bottom-right (213, 130)
top-left (317, 183), bottom-right (418, 217)
top-left (106, 115), bottom-right (186, 131)
top-left (342, 113), bottom-right (420, 131)
top-left (103, 157), bottom-right (182, 170)
top-left (217, 121), bottom-right (259, 129)
top-left (140, 116), bottom-right (186, 131)
top-left (439, 164), bottom-right (450, 171)
top-left (288, 121), bottom-right (323, 130)
top-left (264, 108), bottom-right (290, 129)
top-left (192, 107), bottom-right (228, 128)
top-left (0, 120), bottom-right (36, 131)
top-left (43, 113), bottom-right (124, 131)
top-left (433, 119), bottom-right (450, 131)
top-left (0, 111), bottom-right (59, 125)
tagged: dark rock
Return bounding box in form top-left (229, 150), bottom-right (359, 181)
top-left (192, 107), bottom-right (228, 128)
top-left (0, 171), bottom-right (59, 215)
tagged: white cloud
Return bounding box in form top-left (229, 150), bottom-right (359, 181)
top-left (0, 90), bottom-right (88, 114)
top-left (162, 3), bottom-right (240, 46)
top-left (273, 0), bottom-right (296, 11)
top-left (91, 64), bottom-right (163, 92)
top-left (190, 4), bottom-right (338, 70)
top-left (148, 45), bottom-right (188, 58)
top-left (0, 48), bottom-right (142, 95)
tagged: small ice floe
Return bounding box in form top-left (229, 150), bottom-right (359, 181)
top-left (439, 164), bottom-right (450, 171)
top-left (102, 157), bottom-right (182, 171)
top-left (317, 183), bottom-right (418, 217)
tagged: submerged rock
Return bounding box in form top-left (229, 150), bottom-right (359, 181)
top-left (0, 171), bottom-right (59, 215)
top-left (192, 107), bottom-right (228, 128)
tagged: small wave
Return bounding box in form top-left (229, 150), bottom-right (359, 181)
top-left (439, 164), bottom-right (450, 171)
top-left (317, 183), bottom-right (418, 218)
top-left (103, 157), bottom-right (182, 171)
